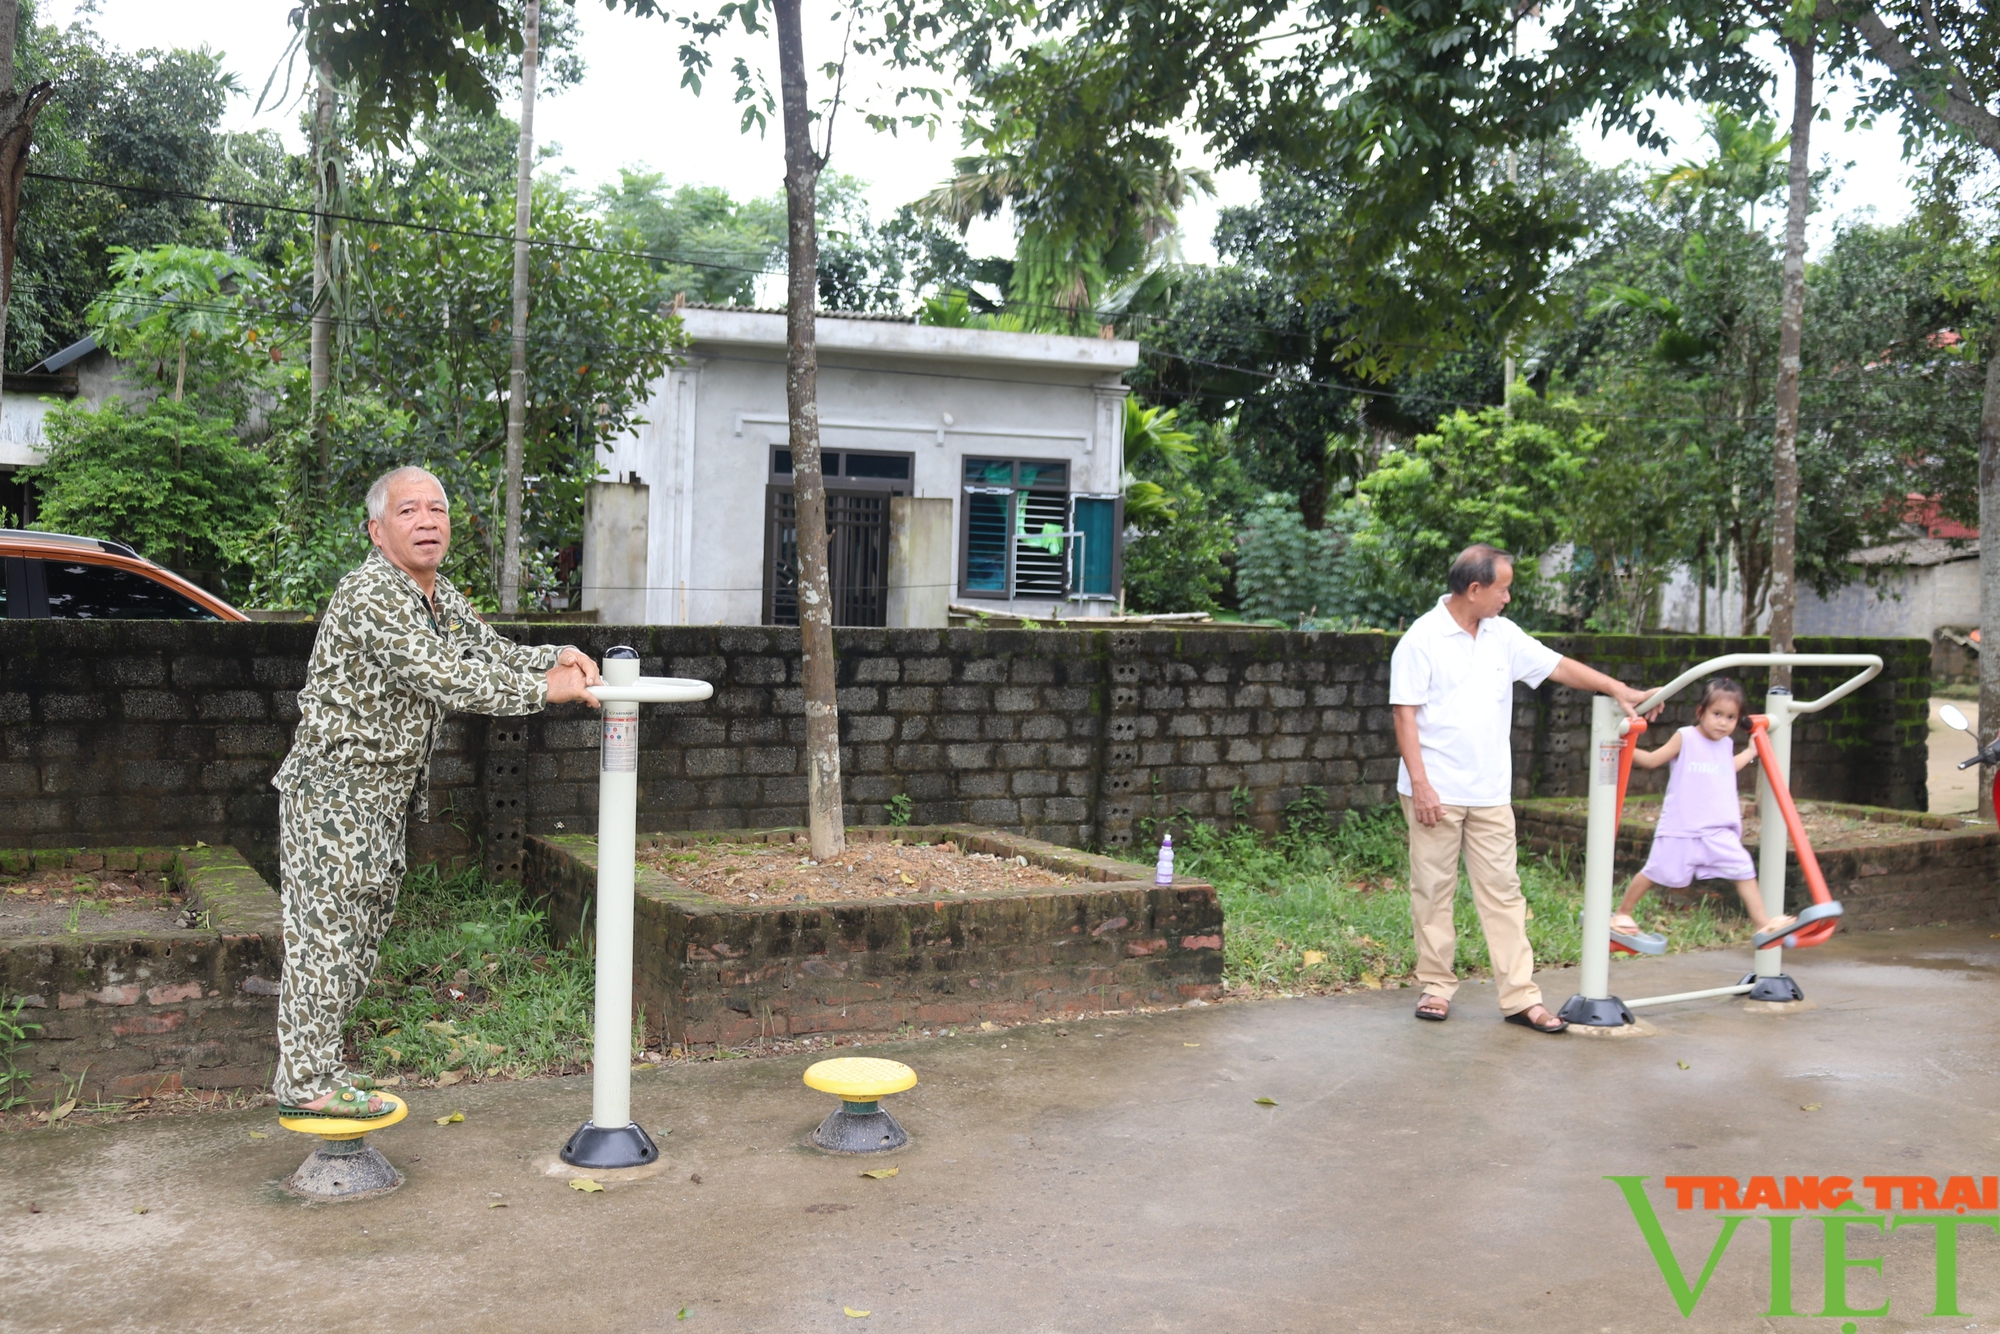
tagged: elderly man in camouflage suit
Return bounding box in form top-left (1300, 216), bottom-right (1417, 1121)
top-left (271, 466), bottom-right (601, 1118)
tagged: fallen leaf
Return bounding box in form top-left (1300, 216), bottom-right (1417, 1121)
top-left (194, 840), bottom-right (209, 848)
top-left (1523, 907), bottom-right (1534, 920)
top-left (1676, 1061), bottom-right (1690, 1070)
top-left (568, 1178), bottom-right (605, 1193)
top-left (677, 1309), bottom-right (689, 1321)
top-left (423, 1020), bottom-right (457, 1035)
top-left (844, 1308), bottom-right (871, 1318)
top-left (1301, 950), bottom-right (1326, 967)
top-left (383, 1047), bottom-right (402, 1062)
top-left (899, 873), bottom-right (915, 885)
top-left (1254, 1097), bottom-right (1277, 1106)
top-left (1183, 1042), bottom-right (1200, 1048)
top-left (436, 1069), bottom-right (467, 1087)
top-left (860, 1167), bottom-right (899, 1179)
top-left (1801, 1103), bottom-right (1822, 1112)
top-left (48, 1099), bottom-right (75, 1123)
top-left (979, 1021), bottom-right (997, 1032)
top-left (435, 1111), bottom-right (465, 1126)
top-left (488, 1201), bottom-right (508, 1209)
top-left (1359, 973), bottom-right (1383, 990)
top-left (248, 1131), bottom-right (268, 1140)
top-left (375, 1076), bottom-right (402, 1088)
top-left (133, 1206), bottom-right (148, 1214)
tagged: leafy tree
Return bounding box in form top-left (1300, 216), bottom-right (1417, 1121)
top-left (1352, 390), bottom-right (1599, 619)
top-left (326, 176), bottom-right (684, 605)
top-left (1119, 407), bottom-right (1246, 616)
top-left (914, 40), bottom-right (1213, 333)
top-left (23, 398), bottom-right (276, 571)
top-left (596, 170), bottom-right (783, 307)
top-left (87, 245), bottom-right (270, 404)
top-left (11, 11), bottom-right (235, 369)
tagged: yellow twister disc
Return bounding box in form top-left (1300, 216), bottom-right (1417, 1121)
top-left (803, 1057), bottom-right (917, 1101)
top-left (278, 1092), bottom-right (410, 1141)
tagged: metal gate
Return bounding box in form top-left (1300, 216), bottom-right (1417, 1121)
top-left (763, 487), bottom-right (891, 627)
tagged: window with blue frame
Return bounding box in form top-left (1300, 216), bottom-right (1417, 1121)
top-left (960, 458), bottom-right (1109, 600)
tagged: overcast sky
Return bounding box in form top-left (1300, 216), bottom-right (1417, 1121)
top-left (58, 0), bottom-right (1921, 276)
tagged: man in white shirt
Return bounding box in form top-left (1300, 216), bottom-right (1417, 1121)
top-left (1390, 544), bottom-right (1653, 1032)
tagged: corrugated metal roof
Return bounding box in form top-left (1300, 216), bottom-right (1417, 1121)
top-left (1848, 536), bottom-right (1979, 568)
top-left (678, 302), bottom-right (916, 324)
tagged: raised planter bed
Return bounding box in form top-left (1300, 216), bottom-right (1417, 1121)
top-left (1, 845), bottom-right (282, 1103)
top-left (1515, 796), bottom-right (2000, 930)
top-left (523, 825), bottom-right (1223, 1047)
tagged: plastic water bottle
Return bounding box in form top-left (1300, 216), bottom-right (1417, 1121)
top-left (1154, 833), bottom-right (1174, 887)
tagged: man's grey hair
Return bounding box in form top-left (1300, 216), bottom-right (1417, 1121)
top-left (365, 466), bottom-right (450, 523)
top-left (1447, 543), bottom-right (1513, 595)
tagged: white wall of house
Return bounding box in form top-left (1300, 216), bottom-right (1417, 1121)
top-left (597, 308), bottom-right (1138, 626)
top-left (1795, 551), bottom-right (1978, 639)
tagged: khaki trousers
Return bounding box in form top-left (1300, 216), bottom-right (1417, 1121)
top-left (1401, 798), bottom-right (1541, 1015)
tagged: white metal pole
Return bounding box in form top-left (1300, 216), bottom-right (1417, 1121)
top-left (1754, 690), bottom-right (1794, 980)
top-left (1577, 694), bottom-right (1621, 1002)
top-left (592, 670), bottom-right (640, 1129)
top-left (560, 654), bottom-right (711, 1169)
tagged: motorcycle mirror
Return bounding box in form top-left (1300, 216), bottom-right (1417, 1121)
top-left (1939, 703), bottom-right (1971, 732)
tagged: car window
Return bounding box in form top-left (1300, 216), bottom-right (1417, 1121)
top-left (41, 559), bottom-right (220, 620)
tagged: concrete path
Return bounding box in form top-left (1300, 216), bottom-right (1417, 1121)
top-left (1932, 697), bottom-right (1985, 814)
top-left (5, 926), bottom-right (2000, 1333)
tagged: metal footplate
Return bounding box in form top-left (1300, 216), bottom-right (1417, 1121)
top-left (1751, 899), bottom-right (1843, 950)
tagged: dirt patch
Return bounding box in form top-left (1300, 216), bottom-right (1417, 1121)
top-left (1617, 799), bottom-right (1959, 852)
top-left (0, 867), bottom-right (181, 937)
top-left (639, 837), bottom-right (1071, 905)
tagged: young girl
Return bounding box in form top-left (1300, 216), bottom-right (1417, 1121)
top-left (1611, 677), bottom-right (1796, 941)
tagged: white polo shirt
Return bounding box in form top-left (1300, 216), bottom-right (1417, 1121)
top-left (1391, 596), bottom-right (1563, 808)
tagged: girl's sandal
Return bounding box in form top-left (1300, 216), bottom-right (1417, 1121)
top-left (279, 1085), bottom-right (392, 1121)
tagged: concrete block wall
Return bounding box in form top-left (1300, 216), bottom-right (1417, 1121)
top-left (0, 621), bottom-right (1931, 875)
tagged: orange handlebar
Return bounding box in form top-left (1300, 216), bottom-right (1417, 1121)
top-left (1747, 715), bottom-right (1839, 947)
top-left (1614, 721), bottom-right (1644, 828)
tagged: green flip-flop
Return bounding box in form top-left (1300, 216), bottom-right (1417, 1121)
top-left (278, 1085), bottom-right (394, 1121)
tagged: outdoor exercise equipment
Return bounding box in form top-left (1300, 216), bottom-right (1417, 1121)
top-left (1558, 653), bottom-right (1881, 1029)
top-left (558, 646), bottom-right (714, 1170)
top-left (803, 1056), bottom-right (918, 1153)
top-left (279, 1093), bottom-right (411, 1201)
top-left (1938, 704), bottom-right (2000, 815)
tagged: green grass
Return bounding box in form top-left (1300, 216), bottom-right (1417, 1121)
top-left (1134, 802), bottom-right (1754, 995)
top-left (345, 865), bottom-right (596, 1083)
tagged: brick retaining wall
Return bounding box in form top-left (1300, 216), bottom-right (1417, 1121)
top-left (522, 824), bottom-right (1224, 1046)
top-left (1, 846), bottom-right (282, 1102)
top-left (0, 621), bottom-right (1930, 877)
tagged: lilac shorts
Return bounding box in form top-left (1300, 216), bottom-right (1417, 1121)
top-left (1640, 832), bottom-right (1755, 888)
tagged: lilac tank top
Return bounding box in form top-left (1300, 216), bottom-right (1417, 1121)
top-left (1656, 726), bottom-right (1743, 837)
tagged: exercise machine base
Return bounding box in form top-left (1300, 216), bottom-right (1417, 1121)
top-left (561, 1119), bottom-right (660, 1169)
top-left (285, 1137), bottom-right (404, 1202)
top-left (1740, 972), bottom-right (1805, 1003)
top-left (811, 1106), bottom-right (908, 1154)
top-left (1557, 994), bottom-right (1635, 1028)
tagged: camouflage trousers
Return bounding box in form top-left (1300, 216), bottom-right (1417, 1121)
top-left (273, 773), bottom-right (412, 1105)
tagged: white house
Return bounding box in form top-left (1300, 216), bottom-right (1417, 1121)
top-left (1794, 536), bottom-right (1979, 639)
top-left (592, 307), bottom-right (1140, 627)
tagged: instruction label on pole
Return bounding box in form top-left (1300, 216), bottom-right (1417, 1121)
top-left (602, 710), bottom-right (638, 773)
top-left (1596, 740), bottom-right (1622, 786)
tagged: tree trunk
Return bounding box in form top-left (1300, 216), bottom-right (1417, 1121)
top-left (1768, 34), bottom-right (1813, 692)
top-left (0, 0), bottom-right (52, 404)
top-left (310, 58), bottom-right (335, 485)
top-left (500, 0), bottom-right (539, 615)
top-left (776, 0), bottom-right (845, 860)
top-left (1977, 338), bottom-right (2000, 817)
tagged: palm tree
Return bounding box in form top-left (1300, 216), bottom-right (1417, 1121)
top-left (1647, 106), bottom-right (1790, 232)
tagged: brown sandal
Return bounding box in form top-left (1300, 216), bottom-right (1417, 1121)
top-left (1503, 1005), bottom-right (1568, 1033)
top-left (1415, 995), bottom-right (1450, 1022)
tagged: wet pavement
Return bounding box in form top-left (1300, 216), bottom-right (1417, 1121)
top-left (5, 923), bottom-right (2000, 1333)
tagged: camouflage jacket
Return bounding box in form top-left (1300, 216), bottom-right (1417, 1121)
top-left (275, 549), bottom-right (566, 818)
